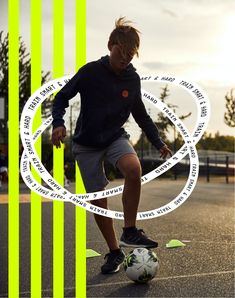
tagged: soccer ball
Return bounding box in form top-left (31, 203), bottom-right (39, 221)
top-left (123, 248), bottom-right (159, 283)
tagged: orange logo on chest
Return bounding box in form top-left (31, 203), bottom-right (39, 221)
top-left (122, 90), bottom-right (129, 98)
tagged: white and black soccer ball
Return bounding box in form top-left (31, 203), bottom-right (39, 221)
top-left (123, 248), bottom-right (159, 283)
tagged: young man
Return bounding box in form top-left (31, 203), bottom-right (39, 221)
top-left (52, 17), bottom-right (172, 274)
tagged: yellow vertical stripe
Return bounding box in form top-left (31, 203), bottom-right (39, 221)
top-left (75, 1), bottom-right (86, 298)
top-left (53, 0), bottom-right (64, 297)
top-left (8, 0), bottom-right (19, 297)
top-left (31, 0), bottom-right (42, 297)
top-left (76, 0), bottom-right (86, 69)
top-left (75, 167), bottom-right (86, 298)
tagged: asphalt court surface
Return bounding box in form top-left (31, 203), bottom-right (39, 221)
top-left (0, 178), bottom-right (234, 297)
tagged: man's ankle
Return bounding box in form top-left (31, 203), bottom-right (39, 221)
top-left (123, 226), bottom-right (137, 236)
top-left (109, 248), bottom-right (122, 255)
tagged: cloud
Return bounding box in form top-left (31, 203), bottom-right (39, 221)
top-left (142, 61), bottom-right (176, 70)
top-left (141, 61), bottom-right (199, 72)
top-left (162, 8), bottom-right (178, 18)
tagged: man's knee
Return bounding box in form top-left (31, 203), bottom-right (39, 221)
top-left (117, 154), bottom-right (142, 180)
top-left (125, 164), bottom-right (142, 181)
top-left (92, 197), bottom-right (108, 209)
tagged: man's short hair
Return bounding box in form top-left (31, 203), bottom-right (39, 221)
top-left (108, 17), bottom-right (140, 57)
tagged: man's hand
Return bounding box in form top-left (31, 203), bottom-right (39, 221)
top-left (52, 126), bottom-right (66, 148)
top-left (159, 144), bottom-right (172, 159)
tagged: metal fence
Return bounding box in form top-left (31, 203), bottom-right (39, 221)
top-left (136, 149), bottom-right (235, 183)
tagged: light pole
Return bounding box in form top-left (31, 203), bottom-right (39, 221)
top-left (173, 108), bottom-right (177, 180)
top-left (70, 104), bottom-right (73, 157)
top-left (0, 94), bottom-right (8, 147)
top-left (148, 108), bottom-right (151, 156)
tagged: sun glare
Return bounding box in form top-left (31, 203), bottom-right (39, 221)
top-left (217, 15), bottom-right (235, 84)
top-left (183, 15), bottom-right (235, 85)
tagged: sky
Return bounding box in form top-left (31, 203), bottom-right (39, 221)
top-left (0, 0), bottom-right (235, 143)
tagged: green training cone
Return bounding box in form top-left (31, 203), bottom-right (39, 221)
top-left (86, 249), bottom-right (101, 258)
top-left (166, 239), bottom-right (186, 248)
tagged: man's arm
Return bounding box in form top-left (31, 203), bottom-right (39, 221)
top-left (51, 68), bottom-right (84, 147)
top-left (52, 70), bottom-right (83, 129)
top-left (132, 90), bottom-right (172, 157)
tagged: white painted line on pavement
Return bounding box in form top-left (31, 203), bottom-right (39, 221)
top-left (87, 270), bottom-right (235, 288)
top-left (3, 270), bottom-right (234, 297)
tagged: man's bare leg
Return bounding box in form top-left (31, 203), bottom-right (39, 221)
top-left (116, 154), bottom-right (141, 228)
top-left (116, 154), bottom-right (158, 248)
top-left (92, 197), bottom-right (125, 275)
top-left (92, 197), bottom-right (119, 250)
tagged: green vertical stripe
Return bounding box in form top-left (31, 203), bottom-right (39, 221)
top-left (31, 0), bottom-right (42, 297)
top-left (8, 0), bottom-right (19, 297)
top-left (75, 1), bottom-right (86, 298)
top-left (53, 0), bottom-right (64, 297)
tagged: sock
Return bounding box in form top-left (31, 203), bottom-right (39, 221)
top-left (123, 226), bottom-right (137, 236)
top-left (110, 248), bottom-right (121, 255)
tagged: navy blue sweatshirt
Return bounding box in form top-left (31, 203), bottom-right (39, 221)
top-left (52, 55), bottom-right (165, 149)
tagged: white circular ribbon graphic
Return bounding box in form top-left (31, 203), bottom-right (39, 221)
top-left (20, 75), bottom-right (210, 219)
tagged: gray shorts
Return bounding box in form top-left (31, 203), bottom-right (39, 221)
top-left (72, 135), bottom-right (137, 192)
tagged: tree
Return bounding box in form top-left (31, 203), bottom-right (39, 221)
top-left (196, 131), bottom-right (234, 152)
top-left (224, 89), bottom-right (235, 127)
top-left (157, 85), bottom-right (191, 139)
top-left (135, 85), bottom-right (191, 151)
top-left (0, 31), bottom-right (52, 143)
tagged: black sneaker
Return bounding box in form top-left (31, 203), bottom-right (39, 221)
top-left (101, 250), bottom-right (125, 274)
top-left (120, 228), bottom-right (158, 248)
